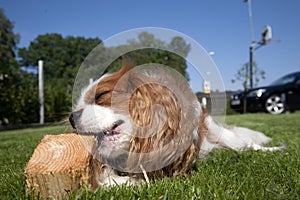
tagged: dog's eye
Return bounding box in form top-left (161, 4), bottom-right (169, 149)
top-left (95, 91), bottom-right (110, 103)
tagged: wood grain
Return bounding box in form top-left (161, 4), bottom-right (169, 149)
top-left (25, 133), bottom-right (98, 199)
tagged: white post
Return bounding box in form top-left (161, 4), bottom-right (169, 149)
top-left (38, 60), bottom-right (44, 124)
top-left (202, 97), bottom-right (207, 108)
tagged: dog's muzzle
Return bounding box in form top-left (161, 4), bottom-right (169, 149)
top-left (69, 109), bottom-right (83, 129)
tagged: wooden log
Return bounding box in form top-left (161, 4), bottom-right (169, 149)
top-left (24, 133), bottom-right (100, 199)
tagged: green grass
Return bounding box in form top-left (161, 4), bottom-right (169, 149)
top-left (0, 113), bottom-right (299, 199)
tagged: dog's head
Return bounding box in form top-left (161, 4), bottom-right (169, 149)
top-left (70, 61), bottom-right (204, 176)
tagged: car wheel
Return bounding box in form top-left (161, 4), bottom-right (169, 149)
top-left (265, 94), bottom-right (285, 114)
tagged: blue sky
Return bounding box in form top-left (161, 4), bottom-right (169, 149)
top-left (1, 0), bottom-right (300, 92)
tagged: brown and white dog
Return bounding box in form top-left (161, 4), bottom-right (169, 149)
top-left (69, 60), bottom-right (285, 186)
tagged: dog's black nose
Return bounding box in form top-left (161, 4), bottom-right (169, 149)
top-left (69, 110), bottom-right (83, 129)
top-left (69, 113), bottom-right (76, 129)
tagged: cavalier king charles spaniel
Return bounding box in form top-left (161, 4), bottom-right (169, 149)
top-left (69, 58), bottom-right (285, 186)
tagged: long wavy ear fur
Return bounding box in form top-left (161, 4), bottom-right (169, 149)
top-left (122, 55), bottom-right (136, 69)
top-left (122, 66), bottom-right (203, 178)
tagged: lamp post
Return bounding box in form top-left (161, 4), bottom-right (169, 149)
top-left (208, 51), bottom-right (215, 56)
top-left (248, 25), bottom-right (272, 89)
top-left (244, 0), bottom-right (272, 89)
top-left (244, 0), bottom-right (256, 89)
top-left (249, 43), bottom-right (254, 89)
top-left (243, 1), bottom-right (274, 114)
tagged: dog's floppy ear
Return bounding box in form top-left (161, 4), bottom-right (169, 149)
top-left (124, 66), bottom-right (202, 176)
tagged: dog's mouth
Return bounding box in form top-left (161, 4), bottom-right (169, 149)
top-left (102, 120), bottom-right (124, 137)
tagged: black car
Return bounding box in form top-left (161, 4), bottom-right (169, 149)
top-left (230, 71), bottom-right (300, 114)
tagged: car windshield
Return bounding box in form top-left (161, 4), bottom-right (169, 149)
top-left (271, 73), bottom-right (299, 86)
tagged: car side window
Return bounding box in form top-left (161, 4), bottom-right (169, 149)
top-left (296, 78), bottom-right (300, 85)
top-left (296, 78), bottom-right (300, 89)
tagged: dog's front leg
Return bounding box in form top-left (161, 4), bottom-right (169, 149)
top-left (95, 166), bottom-right (138, 186)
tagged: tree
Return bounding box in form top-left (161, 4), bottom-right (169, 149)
top-left (232, 61), bottom-right (266, 91)
top-left (108, 32), bottom-right (191, 80)
top-left (168, 36), bottom-right (190, 57)
top-left (17, 32), bottom-right (190, 123)
top-left (18, 34), bottom-right (101, 122)
top-left (0, 9), bottom-right (29, 125)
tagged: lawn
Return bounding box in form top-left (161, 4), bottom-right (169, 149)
top-left (0, 113), bottom-right (299, 199)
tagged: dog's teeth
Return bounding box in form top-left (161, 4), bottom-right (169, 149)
top-left (102, 120), bottom-right (124, 136)
top-left (104, 129), bottom-right (109, 135)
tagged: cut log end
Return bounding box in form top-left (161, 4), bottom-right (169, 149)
top-left (24, 133), bottom-right (101, 199)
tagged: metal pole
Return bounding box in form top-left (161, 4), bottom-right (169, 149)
top-left (38, 60), bottom-right (44, 124)
top-left (247, 0), bottom-right (255, 43)
top-left (243, 63), bottom-right (249, 113)
top-left (249, 45), bottom-right (254, 89)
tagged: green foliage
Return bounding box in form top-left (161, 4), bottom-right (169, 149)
top-left (0, 9), bottom-right (19, 59)
top-left (15, 31), bottom-right (191, 124)
top-left (18, 34), bottom-right (102, 122)
top-left (0, 113), bottom-right (299, 199)
top-left (108, 32), bottom-right (191, 80)
top-left (0, 9), bottom-right (36, 125)
top-left (1, 11), bottom-right (192, 125)
top-left (232, 61), bottom-right (266, 91)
